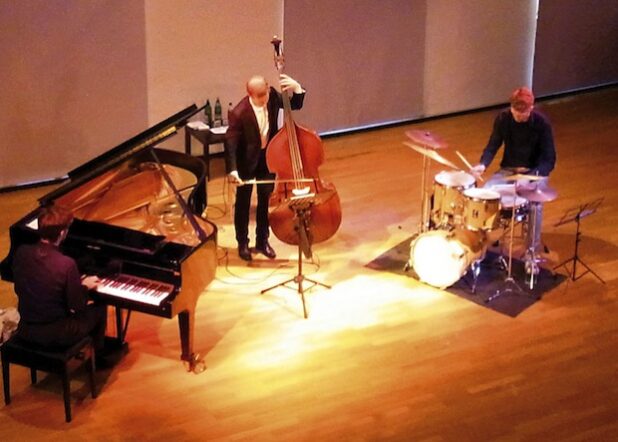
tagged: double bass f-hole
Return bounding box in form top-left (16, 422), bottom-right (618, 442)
top-left (265, 36), bottom-right (342, 246)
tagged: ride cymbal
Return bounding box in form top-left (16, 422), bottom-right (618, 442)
top-left (405, 129), bottom-right (448, 150)
top-left (517, 185), bottom-right (558, 202)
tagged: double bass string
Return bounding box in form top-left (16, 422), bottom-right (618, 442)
top-left (274, 39), bottom-right (306, 192)
top-left (283, 89), bottom-right (304, 190)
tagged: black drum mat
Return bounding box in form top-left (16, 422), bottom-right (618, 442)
top-left (366, 236), bottom-right (566, 317)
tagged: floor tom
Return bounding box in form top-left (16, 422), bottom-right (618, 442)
top-left (462, 188), bottom-right (501, 231)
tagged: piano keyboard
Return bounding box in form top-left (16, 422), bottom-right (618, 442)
top-left (96, 274), bottom-right (174, 306)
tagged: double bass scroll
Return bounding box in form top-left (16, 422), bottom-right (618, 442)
top-left (266, 36), bottom-right (342, 246)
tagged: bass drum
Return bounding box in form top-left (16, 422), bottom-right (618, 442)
top-left (408, 229), bottom-right (487, 289)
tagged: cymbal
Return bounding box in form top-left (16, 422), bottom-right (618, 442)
top-left (404, 141), bottom-right (459, 170)
top-left (503, 173), bottom-right (546, 182)
top-left (405, 129), bottom-right (447, 149)
top-left (517, 185), bottom-right (558, 202)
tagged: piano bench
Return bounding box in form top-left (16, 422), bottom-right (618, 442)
top-left (1, 335), bottom-right (97, 423)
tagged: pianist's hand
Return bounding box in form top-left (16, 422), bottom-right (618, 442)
top-left (228, 170), bottom-right (243, 185)
top-left (81, 275), bottom-right (101, 290)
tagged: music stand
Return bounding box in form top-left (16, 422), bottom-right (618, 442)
top-left (553, 198), bottom-right (605, 284)
top-left (261, 194), bottom-right (330, 318)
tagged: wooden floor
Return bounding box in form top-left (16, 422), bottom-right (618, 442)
top-left (1, 87), bottom-right (617, 440)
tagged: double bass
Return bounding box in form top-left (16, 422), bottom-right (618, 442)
top-left (266, 37), bottom-right (342, 251)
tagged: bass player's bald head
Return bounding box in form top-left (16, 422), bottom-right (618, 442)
top-left (247, 76), bottom-right (270, 107)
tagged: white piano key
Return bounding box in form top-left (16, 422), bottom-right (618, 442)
top-left (96, 274), bottom-right (174, 306)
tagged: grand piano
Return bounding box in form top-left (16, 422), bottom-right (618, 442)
top-left (0, 104), bottom-right (217, 372)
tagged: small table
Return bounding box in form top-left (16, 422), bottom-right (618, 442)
top-left (184, 124), bottom-right (227, 179)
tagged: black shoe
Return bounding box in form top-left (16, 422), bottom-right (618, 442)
top-left (255, 240), bottom-right (276, 259)
top-left (95, 354), bottom-right (113, 370)
top-left (238, 243), bottom-right (252, 261)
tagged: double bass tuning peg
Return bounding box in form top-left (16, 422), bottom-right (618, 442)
top-left (271, 35), bottom-right (282, 55)
top-left (271, 36), bottom-right (284, 70)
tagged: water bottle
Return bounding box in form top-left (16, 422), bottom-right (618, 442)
top-left (214, 98), bottom-right (222, 127)
top-left (224, 102), bottom-right (233, 126)
top-left (204, 99), bottom-right (213, 127)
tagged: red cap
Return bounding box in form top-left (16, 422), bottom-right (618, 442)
top-left (510, 87), bottom-right (534, 111)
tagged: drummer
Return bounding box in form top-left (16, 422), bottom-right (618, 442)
top-left (470, 87), bottom-right (557, 272)
top-left (470, 86), bottom-right (556, 184)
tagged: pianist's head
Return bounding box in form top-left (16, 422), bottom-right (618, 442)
top-left (39, 205), bottom-right (73, 245)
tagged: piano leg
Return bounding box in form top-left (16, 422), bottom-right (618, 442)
top-left (178, 310), bottom-right (205, 373)
top-left (99, 306), bottom-right (129, 365)
top-left (113, 307), bottom-right (132, 345)
top-left (116, 308), bottom-right (125, 343)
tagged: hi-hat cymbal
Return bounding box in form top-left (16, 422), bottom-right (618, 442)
top-left (404, 142), bottom-right (459, 170)
top-left (504, 173), bottom-right (546, 182)
top-left (405, 129), bottom-right (447, 149)
top-left (517, 185), bottom-right (558, 202)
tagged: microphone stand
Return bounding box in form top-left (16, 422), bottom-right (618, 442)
top-left (260, 196), bottom-right (330, 318)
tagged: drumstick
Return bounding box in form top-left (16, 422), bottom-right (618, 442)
top-left (455, 150), bottom-right (484, 182)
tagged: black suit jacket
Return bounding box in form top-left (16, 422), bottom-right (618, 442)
top-left (13, 242), bottom-right (87, 324)
top-left (225, 87), bottom-right (305, 178)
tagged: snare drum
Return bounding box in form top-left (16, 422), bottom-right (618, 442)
top-left (462, 188), bottom-right (501, 231)
top-left (487, 183), bottom-right (529, 224)
top-left (499, 195), bottom-right (529, 223)
top-left (431, 170), bottom-right (475, 227)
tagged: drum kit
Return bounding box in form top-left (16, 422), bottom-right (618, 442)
top-left (403, 129), bottom-right (558, 297)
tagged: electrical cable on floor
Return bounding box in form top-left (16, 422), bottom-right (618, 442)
top-left (202, 170), bottom-right (323, 285)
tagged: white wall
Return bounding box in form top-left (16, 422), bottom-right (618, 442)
top-left (423, 0), bottom-right (538, 116)
top-left (144, 0), bottom-right (283, 152)
top-left (283, 0), bottom-right (427, 135)
top-left (0, 0), bottom-right (148, 188)
top-left (533, 0), bottom-right (618, 96)
top-left (0, 0), bottom-right (283, 188)
top-left (2, 0), bottom-right (615, 188)
top-left (284, 0), bottom-right (539, 134)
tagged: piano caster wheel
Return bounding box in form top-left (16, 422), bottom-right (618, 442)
top-left (192, 359), bottom-right (206, 374)
top-left (184, 353), bottom-right (206, 374)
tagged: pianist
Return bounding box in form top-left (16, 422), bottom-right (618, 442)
top-left (12, 205), bottom-right (108, 358)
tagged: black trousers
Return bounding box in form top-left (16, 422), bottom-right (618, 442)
top-left (234, 149), bottom-right (274, 245)
top-left (17, 303), bottom-right (107, 351)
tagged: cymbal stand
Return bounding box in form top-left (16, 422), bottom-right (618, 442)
top-left (553, 199), bottom-right (605, 284)
top-left (419, 154), bottom-right (432, 233)
top-left (260, 200), bottom-right (330, 319)
top-left (523, 202), bottom-right (542, 290)
top-left (485, 198), bottom-right (532, 303)
top-left (404, 150), bottom-right (431, 273)
top-left (462, 260), bottom-right (482, 293)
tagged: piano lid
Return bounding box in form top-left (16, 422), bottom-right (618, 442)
top-left (39, 104), bottom-right (201, 206)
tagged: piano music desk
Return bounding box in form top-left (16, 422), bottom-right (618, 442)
top-left (184, 125), bottom-right (227, 180)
